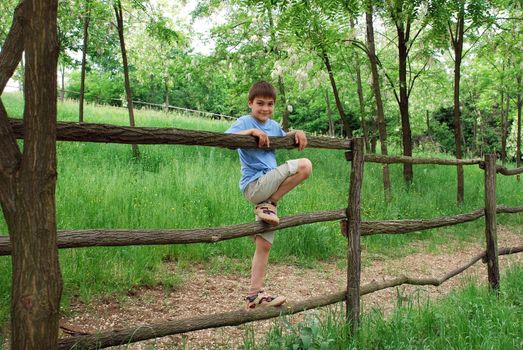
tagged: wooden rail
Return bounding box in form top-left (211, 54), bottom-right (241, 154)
top-left (364, 154), bottom-right (482, 165)
top-left (8, 118), bottom-right (351, 150)
top-left (2, 205), bottom-right (522, 255)
top-left (496, 165), bottom-right (523, 176)
top-left (57, 245), bottom-right (523, 349)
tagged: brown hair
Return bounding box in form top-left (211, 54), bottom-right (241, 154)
top-left (248, 81), bottom-right (277, 102)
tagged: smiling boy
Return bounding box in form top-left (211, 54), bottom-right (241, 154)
top-left (226, 81), bottom-right (312, 309)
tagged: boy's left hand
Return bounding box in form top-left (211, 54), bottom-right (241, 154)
top-left (294, 130), bottom-right (308, 151)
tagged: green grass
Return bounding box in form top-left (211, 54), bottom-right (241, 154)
top-left (0, 92), bottom-right (522, 339)
top-left (244, 266), bottom-right (523, 350)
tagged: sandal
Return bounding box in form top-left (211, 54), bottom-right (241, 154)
top-left (254, 201), bottom-right (279, 225)
top-left (245, 290), bottom-right (286, 309)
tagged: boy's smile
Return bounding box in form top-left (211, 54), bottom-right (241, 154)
top-left (248, 96), bottom-right (275, 123)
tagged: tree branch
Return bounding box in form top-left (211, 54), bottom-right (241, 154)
top-left (0, 0), bottom-right (25, 93)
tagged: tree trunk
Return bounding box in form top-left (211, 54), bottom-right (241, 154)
top-left (350, 18), bottom-right (369, 151)
top-left (326, 88), bottom-right (335, 137)
top-left (60, 63), bottom-right (65, 101)
top-left (397, 22), bottom-right (413, 184)
top-left (0, 1), bottom-right (62, 349)
top-left (321, 48), bottom-right (352, 138)
top-left (366, 2), bottom-right (391, 202)
top-left (79, 0), bottom-right (90, 123)
top-left (451, 12), bottom-right (465, 204)
top-left (517, 73), bottom-right (522, 182)
top-left (277, 75), bottom-right (290, 131)
top-left (163, 75), bottom-right (169, 112)
top-left (502, 94), bottom-right (509, 165)
top-left (0, 2), bottom-right (24, 91)
top-left (266, 5), bottom-right (290, 131)
top-left (114, 0), bottom-right (139, 157)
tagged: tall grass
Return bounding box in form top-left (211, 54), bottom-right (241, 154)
top-left (0, 93), bottom-right (521, 330)
top-left (245, 266), bottom-right (523, 350)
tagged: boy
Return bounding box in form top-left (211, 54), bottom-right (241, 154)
top-left (226, 81), bottom-right (312, 309)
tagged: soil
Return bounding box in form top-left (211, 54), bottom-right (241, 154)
top-left (53, 226), bottom-right (523, 350)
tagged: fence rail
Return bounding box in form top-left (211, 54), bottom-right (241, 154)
top-left (364, 154), bottom-right (483, 165)
top-left (8, 118), bottom-right (351, 150)
top-left (496, 165), bottom-right (523, 176)
top-left (2, 205), bottom-right (522, 256)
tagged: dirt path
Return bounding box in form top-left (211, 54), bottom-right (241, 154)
top-left (57, 226), bottom-right (522, 349)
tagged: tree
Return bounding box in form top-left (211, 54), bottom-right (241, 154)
top-left (79, 0), bottom-right (91, 122)
top-left (430, 0), bottom-right (493, 203)
top-left (114, 0), bottom-right (139, 157)
top-left (365, 0), bottom-right (392, 201)
top-left (281, 0), bottom-right (354, 137)
top-left (0, 1), bottom-right (62, 348)
top-left (381, 0), bottom-right (431, 184)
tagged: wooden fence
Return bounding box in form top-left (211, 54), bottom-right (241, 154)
top-left (4, 118), bottom-right (523, 349)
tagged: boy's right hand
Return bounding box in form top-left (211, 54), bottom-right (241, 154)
top-left (251, 129), bottom-right (270, 148)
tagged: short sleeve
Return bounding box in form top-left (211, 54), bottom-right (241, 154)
top-left (225, 118), bottom-right (246, 134)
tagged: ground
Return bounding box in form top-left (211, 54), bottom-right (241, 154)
top-left (53, 226), bottom-right (523, 349)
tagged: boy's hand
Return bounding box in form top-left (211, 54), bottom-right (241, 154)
top-left (251, 129), bottom-right (270, 148)
top-left (294, 130), bottom-right (308, 151)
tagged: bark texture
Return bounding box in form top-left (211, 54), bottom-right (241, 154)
top-left (9, 118), bottom-right (352, 149)
top-left (4, 0), bottom-right (62, 349)
top-left (346, 138), bottom-right (364, 332)
top-left (364, 154), bottom-right (481, 165)
top-left (0, 2), bottom-right (25, 91)
top-left (484, 154), bottom-right (499, 290)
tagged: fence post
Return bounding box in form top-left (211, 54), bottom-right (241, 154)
top-left (346, 137), bottom-right (364, 333)
top-left (484, 153), bottom-right (500, 290)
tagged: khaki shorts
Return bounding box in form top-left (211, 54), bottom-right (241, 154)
top-left (243, 159), bottom-right (299, 244)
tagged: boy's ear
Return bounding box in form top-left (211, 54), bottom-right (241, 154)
top-left (247, 100), bottom-right (253, 109)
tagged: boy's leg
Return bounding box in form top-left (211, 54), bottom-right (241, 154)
top-left (245, 235), bottom-right (286, 309)
top-left (269, 158), bottom-right (312, 204)
top-left (249, 235), bottom-right (271, 293)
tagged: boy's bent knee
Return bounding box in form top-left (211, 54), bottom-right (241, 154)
top-left (298, 158), bottom-right (312, 177)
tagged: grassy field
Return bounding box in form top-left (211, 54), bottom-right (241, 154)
top-left (0, 92), bottom-right (522, 344)
top-left (245, 266), bottom-right (523, 350)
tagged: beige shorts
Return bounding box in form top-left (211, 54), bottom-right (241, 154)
top-left (243, 159), bottom-right (299, 244)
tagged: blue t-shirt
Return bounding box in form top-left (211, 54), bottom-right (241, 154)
top-left (226, 115), bottom-right (286, 192)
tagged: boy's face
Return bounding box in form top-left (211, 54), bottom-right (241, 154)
top-left (248, 96), bottom-right (275, 123)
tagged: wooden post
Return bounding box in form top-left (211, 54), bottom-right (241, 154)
top-left (484, 154), bottom-right (500, 290)
top-left (346, 137), bottom-right (364, 332)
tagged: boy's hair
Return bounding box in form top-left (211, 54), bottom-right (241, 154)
top-left (248, 81), bottom-right (277, 102)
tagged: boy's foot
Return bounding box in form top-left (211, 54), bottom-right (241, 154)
top-left (254, 201), bottom-right (279, 225)
top-left (245, 290), bottom-right (286, 309)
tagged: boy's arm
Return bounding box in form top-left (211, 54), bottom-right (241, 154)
top-left (287, 130), bottom-right (308, 151)
top-left (232, 128), bottom-right (270, 148)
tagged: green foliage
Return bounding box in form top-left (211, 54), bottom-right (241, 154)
top-left (246, 266), bottom-right (523, 349)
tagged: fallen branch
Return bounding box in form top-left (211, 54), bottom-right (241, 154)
top-left (57, 245), bottom-right (523, 349)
